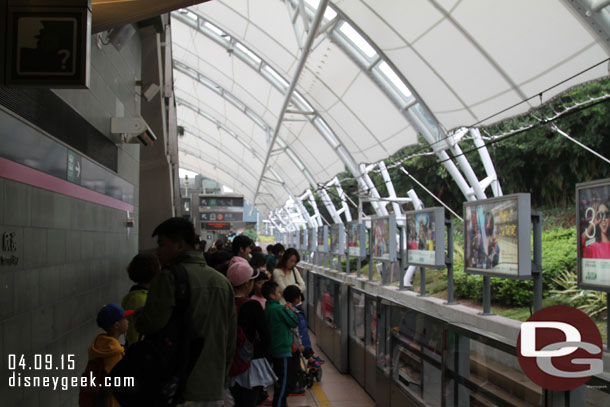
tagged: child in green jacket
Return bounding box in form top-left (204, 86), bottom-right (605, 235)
top-left (263, 281), bottom-right (298, 407)
top-left (121, 253), bottom-right (160, 348)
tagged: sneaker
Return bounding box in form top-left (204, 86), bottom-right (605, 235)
top-left (308, 359), bottom-right (321, 369)
top-left (261, 396), bottom-right (273, 406)
top-left (312, 355), bottom-right (325, 365)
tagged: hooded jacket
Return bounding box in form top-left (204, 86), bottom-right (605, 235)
top-left (121, 285), bottom-right (148, 348)
top-left (88, 334), bottom-right (124, 407)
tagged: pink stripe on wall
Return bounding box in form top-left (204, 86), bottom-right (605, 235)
top-left (0, 157), bottom-right (134, 213)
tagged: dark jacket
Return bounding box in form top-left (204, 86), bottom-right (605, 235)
top-left (134, 251), bottom-right (236, 401)
top-left (264, 299), bottom-right (298, 357)
top-left (265, 255), bottom-right (277, 274)
top-left (236, 298), bottom-right (271, 359)
top-left (295, 304), bottom-right (311, 349)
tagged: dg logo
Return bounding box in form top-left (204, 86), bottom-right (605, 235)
top-left (517, 305), bottom-right (603, 391)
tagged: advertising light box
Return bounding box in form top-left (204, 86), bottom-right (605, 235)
top-left (329, 224), bottom-right (346, 255)
top-left (464, 194), bottom-right (531, 279)
top-left (289, 231), bottom-right (296, 248)
top-left (371, 215), bottom-right (397, 262)
top-left (347, 221), bottom-right (366, 258)
top-left (577, 178), bottom-right (610, 290)
top-left (299, 228), bottom-right (307, 251)
top-left (317, 225), bottom-right (329, 253)
top-left (308, 227), bottom-right (316, 252)
top-left (405, 207), bottom-right (445, 267)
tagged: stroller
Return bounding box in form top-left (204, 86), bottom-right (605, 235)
top-left (295, 349), bottom-right (322, 389)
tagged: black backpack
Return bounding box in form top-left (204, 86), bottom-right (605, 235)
top-left (78, 358), bottom-right (108, 407)
top-left (109, 264), bottom-right (203, 407)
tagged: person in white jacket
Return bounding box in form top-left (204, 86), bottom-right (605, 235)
top-left (272, 248), bottom-right (306, 304)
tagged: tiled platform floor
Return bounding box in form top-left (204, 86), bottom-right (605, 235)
top-left (286, 332), bottom-right (374, 407)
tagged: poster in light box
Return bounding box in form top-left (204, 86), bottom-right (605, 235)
top-left (464, 194), bottom-right (531, 279)
top-left (577, 179), bottom-right (610, 290)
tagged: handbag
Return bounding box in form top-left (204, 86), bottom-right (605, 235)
top-left (109, 264), bottom-right (203, 407)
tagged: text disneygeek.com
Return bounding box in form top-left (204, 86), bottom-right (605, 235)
top-left (8, 371), bottom-right (135, 391)
top-left (7, 354), bottom-right (134, 391)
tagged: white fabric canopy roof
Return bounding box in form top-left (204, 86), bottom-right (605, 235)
top-left (172, 0), bottom-right (609, 215)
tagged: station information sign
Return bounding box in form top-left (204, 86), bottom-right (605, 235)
top-left (6, 1), bottom-right (92, 87)
top-left (199, 196), bottom-right (244, 208)
top-left (199, 195), bottom-right (244, 223)
top-left (202, 222), bottom-right (231, 230)
top-left (199, 212), bottom-right (243, 222)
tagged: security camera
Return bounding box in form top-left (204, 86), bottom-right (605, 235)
top-left (111, 117), bottom-right (157, 146)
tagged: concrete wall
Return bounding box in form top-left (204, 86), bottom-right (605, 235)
top-left (0, 31), bottom-right (142, 407)
top-left (0, 179), bottom-right (137, 407)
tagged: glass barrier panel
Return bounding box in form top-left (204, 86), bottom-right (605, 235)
top-left (377, 301), bottom-right (391, 372)
top-left (349, 290), bottom-right (365, 343)
top-left (316, 276), bottom-right (341, 331)
top-left (586, 383), bottom-right (610, 406)
top-left (314, 274), bottom-right (322, 319)
top-left (307, 270), bottom-right (315, 305)
top-left (372, 262), bottom-right (383, 283)
top-left (365, 296), bottom-right (377, 357)
top-left (446, 329), bottom-right (542, 407)
top-left (330, 279), bottom-right (341, 332)
top-left (390, 306), bottom-right (444, 405)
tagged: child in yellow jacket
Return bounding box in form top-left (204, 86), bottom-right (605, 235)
top-left (85, 303), bottom-right (132, 407)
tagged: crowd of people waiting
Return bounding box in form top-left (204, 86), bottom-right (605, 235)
top-left (80, 217), bottom-right (323, 407)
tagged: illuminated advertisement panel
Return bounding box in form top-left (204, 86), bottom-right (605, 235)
top-left (346, 221), bottom-right (366, 258)
top-left (464, 194), bottom-right (531, 279)
top-left (371, 215), bottom-right (397, 262)
top-left (308, 227), bottom-right (316, 251)
top-left (329, 224), bottom-right (346, 255)
top-left (577, 178), bottom-right (610, 290)
top-left (299, 228), bottom-right (307, 251)
top-left (405, 207), bottom-right (445, 267)
top-left (290, 231), bottom-right (296, 248)
top-left (317, 225), bottom-right (328, 253)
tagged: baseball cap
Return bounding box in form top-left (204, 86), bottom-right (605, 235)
top-left (227, 256), bottom-right (259, 287)
top-left (96, 303), bottom-right (134, 330)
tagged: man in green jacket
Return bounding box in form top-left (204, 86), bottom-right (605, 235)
top-left (262, 281), bottom-right (298, 407)
top-left (134, 218), bottom-right (236, 406)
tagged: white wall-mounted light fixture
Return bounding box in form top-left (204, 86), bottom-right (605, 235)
top-left (111, 116), bottom-right (157, 146)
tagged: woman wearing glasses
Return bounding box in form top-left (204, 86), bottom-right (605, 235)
top-left (582, 202), bottom-right (610, 259)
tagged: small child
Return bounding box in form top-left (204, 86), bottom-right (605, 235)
top-left (263, 281), bottom-right (298, 407)
top-left (84, 303), bottom-right (133, 407)
top-left (121, 253), bottom-right (160, 348)
top-left (250, 272), bottom-right (269, 309)
top-left (282, 285), bottom-right (325, 370)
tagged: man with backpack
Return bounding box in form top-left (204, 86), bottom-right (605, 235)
top-left (134, 218), bottom-right (237, 406)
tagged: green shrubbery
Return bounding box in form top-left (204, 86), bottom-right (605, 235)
top-left (453, 226), bottom-right (577, 308)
